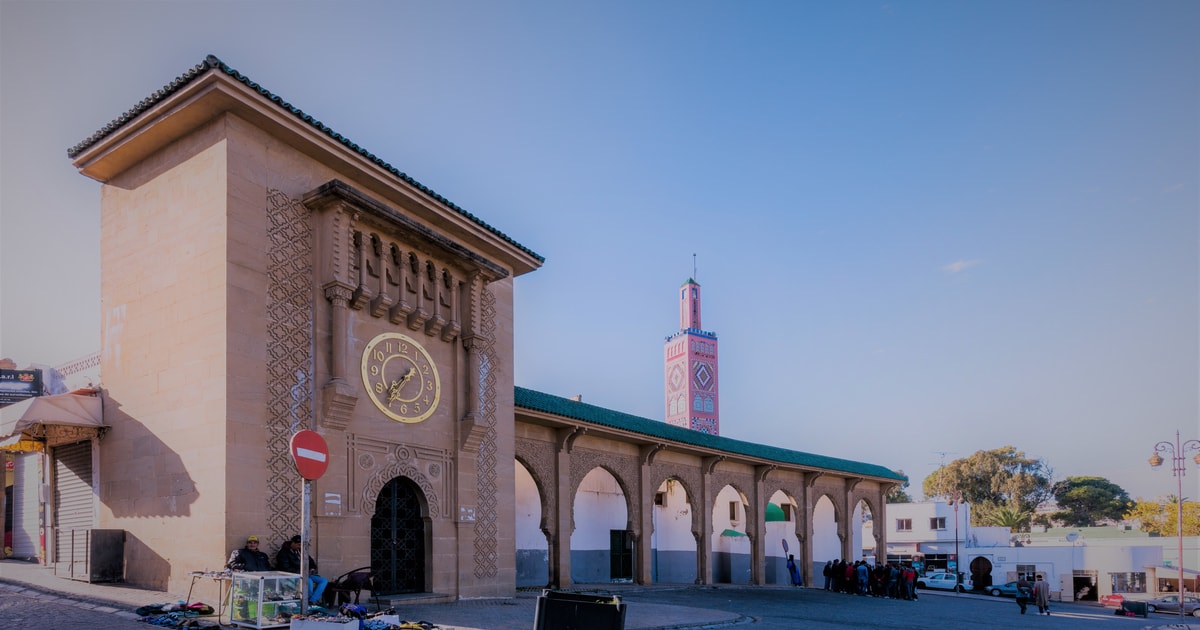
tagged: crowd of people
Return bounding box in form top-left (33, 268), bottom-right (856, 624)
top-left (820, 559), bottom-right (922, 600)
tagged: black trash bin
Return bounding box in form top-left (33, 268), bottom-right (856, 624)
top-left (1117, 600), bottom-right (1148, 617)
top-left (533, 590), bottom-right (627, 630)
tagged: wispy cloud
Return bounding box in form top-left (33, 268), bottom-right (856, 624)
top-left (942, 259), bottom-right (982, 274)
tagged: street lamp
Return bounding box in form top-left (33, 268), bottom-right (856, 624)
top-left (1149, 430), bottom-right (1200, 621)
top-left (950, 490), bottom-right (964, 593)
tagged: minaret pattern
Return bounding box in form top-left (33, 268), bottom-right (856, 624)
top-left (664, 278), bottom-right (719, 435)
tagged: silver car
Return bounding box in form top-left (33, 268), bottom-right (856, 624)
top-left (1144, 594), bottom-right (1200, 616)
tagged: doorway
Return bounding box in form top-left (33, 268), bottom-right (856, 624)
top-left (969, 556), bottom-right (994, 590)
top-left (610, 530), bottom-right (633, 581)
top-left (370, 477), bottom-right (426, 594)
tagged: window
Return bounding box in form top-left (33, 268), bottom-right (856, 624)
top-left (1017, 564), bottom-right (1037, 581)
top-left (930, 517), bottom-right (947, 530)
top-left (729, 501), bottom-right (739, 521)
top-left (896, 519), bottom-right (912, 532)
top-left (703, 397), bottom-right (714, 412)
top-left (782, 504), bottom-right (793, 521)
top-left (1111, 572), bottom-right (1147, 594)
top-left (654, 492), bottom-right (665, 506)
top-left (693, 396), bottom-right (703, 411)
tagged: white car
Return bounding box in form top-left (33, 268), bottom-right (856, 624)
top-left (917, 572), bottom-right (971, 592)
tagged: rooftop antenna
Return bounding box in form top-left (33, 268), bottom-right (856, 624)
top-left (930, 451), bottom-right (957, 499)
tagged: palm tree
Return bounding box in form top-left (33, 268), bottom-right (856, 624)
top-left (986, 505), bottom-right (1033, 532)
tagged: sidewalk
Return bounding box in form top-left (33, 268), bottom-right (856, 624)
top-left (0, 559), bottom-right (743, 629)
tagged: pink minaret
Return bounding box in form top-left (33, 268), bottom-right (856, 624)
top-left (664, 278), bottom-right (719, 435)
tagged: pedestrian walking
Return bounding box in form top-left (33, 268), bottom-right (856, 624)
top-left (1015, 576), bottom-right (1033, 614)
top-left (1033, 575), bottom-right (1051, 615)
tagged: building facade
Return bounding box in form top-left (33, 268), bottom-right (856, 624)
top-left (1, 55), bottom-right (906, 599)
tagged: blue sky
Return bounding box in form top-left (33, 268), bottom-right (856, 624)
top-left (2, 1), bottom-right (1196, 502)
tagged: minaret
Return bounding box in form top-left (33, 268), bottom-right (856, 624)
top-left (663, 278), bottom-right (719, 435)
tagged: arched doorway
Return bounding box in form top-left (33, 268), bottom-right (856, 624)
top-left (970, 556), bottom-right (993, 590)
top-left (371, 477), bottom-right (427, 594)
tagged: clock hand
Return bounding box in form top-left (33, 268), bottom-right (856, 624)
top-left (387, 368), bottom-right (415, 403)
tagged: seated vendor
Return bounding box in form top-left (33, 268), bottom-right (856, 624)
top-left (277, 534), bottom-right (328, 605)
top-left (226, 535), bottom-right (272, 571)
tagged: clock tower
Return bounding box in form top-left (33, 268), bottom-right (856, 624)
top-left (663, 278), bottom-right (720, 435)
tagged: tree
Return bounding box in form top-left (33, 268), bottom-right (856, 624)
top-left (886, 470), bottom-right (912, 503)
top-left (922, 446), bottom-right (1053, 525)
top-left (979, 502), bottom-right (1033, 531)
top-left (1124, 498), bottom-right (1200, 536)
top-left (1051, 476), bottom-right (1132, 526)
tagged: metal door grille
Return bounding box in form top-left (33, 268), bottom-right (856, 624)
top-left (370, 477), bottom-right (425, 594)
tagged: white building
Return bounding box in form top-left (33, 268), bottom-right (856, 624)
top-left (884, 501), bottom-right (1197, 602)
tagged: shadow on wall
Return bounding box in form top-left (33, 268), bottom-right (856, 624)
top-left (99, 394), bottom-right (199, 518)
top-left (122, 531), bottom-right (172, 591)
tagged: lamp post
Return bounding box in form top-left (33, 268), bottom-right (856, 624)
top-left (950, 490), bottom-right (964, 593)
top-left (1149, 430), bottom-right (1200, 621)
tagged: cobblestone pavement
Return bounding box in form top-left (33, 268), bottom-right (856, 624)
top-left (0, 586), bottom-right (148, 629)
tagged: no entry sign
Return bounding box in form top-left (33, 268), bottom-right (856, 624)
top-left (290, 430), bottom-right (329, 480)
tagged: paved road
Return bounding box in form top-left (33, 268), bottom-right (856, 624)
top-left (616, 587), bottom-right (1184, 630)
top-left (390, 586), bottom-right (1185, 630)
top-left (2, 579), bottom-right (1195, 630)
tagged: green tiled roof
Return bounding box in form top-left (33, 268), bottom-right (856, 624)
top-left (514, 387), bottom-right (905, 482)
top-left (68, 55), bottom-right (543, 264)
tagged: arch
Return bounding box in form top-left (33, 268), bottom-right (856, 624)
top-left (570, 467), bottom-right (631, 583)
top-left (765, 489), bottom-right (801, 585)
top-left (852, 499), bottom-right (876, 564)
top-left (515, 460), bottom-right (550, 587)
top-left (650, 476), bottom-right (698, 583)
top-left (812, 494), bottom-right (841, 564)
top-left (711, 484), bottom-right (751, 584)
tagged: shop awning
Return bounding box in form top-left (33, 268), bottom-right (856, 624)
top-left (0, 392), bottom-right (105, 452)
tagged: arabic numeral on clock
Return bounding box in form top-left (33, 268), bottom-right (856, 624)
top-left (425, 381), bottom-right (433, 391)
top-left (413, 403), bottom-right (421, 414)
top-left (399, 403), bottom-right (408, 414)
top-left (370, 365), bottom-right (379, 376)
top-left (375, 382), bottom-right (385, 394)
top-left (374, 350), bottom-right (385, 361)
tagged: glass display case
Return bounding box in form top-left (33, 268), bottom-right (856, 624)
top-left (230, 571), bottom-right (303, 629)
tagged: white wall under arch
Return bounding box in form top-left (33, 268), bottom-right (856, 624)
top-left (570, 467), bottom-right (628, 583)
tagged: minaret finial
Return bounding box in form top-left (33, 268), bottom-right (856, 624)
top-left (693, 253), bottom-right (697, 281)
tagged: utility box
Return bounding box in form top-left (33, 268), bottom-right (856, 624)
top-left (533, 590), bottom-right (626, 630)
top-left (56, 528), bottom-right (125, 583)
top-left (1118, 601), bottom-right (1148, 617)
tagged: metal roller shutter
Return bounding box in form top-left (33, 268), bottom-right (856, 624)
top-left (12, 453), bottom-right (40, 559)
top-left (53, 441), bottom-right (94, 562)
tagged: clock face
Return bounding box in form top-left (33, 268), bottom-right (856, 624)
top-left (361, 332), bottom-right (441, 423)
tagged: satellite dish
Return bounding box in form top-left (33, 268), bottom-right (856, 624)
top-left (1066, 532), bottom-right (1079, 542)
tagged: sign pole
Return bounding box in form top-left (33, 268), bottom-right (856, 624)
top-left (301, 477), bottom-right (311, 614)
top-left (289, 430), bottom-right (329, 617)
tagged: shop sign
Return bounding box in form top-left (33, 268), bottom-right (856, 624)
top-left (0, 369), bottom-right (42, 405)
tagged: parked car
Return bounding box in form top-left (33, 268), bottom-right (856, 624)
top-left (987, 581), bottom-right (1023, 597)
top-left (1100, 593), bottom-right (1125, 607)
top-left (1144, 594), bottom-right (1200, 616)
top-left (917, 572), bottom-right (972, 592)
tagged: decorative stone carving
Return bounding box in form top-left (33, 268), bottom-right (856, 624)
top-left (264, 189), bottom-right (314, 545)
